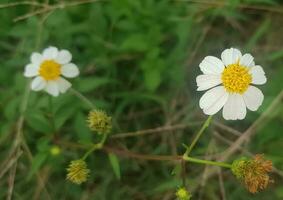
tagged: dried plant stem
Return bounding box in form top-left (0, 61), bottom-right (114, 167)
top-left (21, 139), bottom-right (52, 200)
top-left (176, 0), bottom-right (283, 15)
top-left (13, 0), bottom-right (103, 22)
top-left (103, 145), bottom-right (231, 168)
top-left (0, 150), bottom-right (22, 179)
top-left (7, 162), bottom-right (17, 200)
top-left (6, 82), bottom-right (31, 199)
top-left (111, 122), bottom-right (201, 139)
top-left (0, 1), bottom-right (44, 8)
top-left (60, 140), bottom-right (232, 168)
top-left (218, 168), bottom-right (227, 200)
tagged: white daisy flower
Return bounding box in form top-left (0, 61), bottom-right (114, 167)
top-left (24, 46), bottom-right (79, 97)
top-left (196, 48), bottom-right (266, 120)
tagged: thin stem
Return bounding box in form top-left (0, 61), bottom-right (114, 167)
top-left (82, 133), bottom-right (108, 160)
top-left (48, 96), bottom-right (56, 133)
top-left (183, 155), bottom-right (231, 168)
top-left (183, 115), bottom-right (212, 157)
top-left (0, 1), bottom-right (45, 9)
top-left (60, 140), bottom-right (232, 168)
top-left (111, 122), bottom-right (202, 139)
top-left (69, 88), bottom-right (95, 109)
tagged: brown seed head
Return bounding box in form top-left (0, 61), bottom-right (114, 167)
top-left (231, 154), bottom-right (273, 193)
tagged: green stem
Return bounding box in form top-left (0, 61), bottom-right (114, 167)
top-left (183, 155), bottom-right (231, 168)
top-left (48, 96), bottom-right (56, 132)
top-left (70, 88), bottom-right (95, 109)
top-left (82, 133), bottom-right (108, 160)
top-left (183, 115), bottom-right (212, 157)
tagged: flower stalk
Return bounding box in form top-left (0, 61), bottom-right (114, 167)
top-left (183, 115), bottom-right (212, 157)
top-left (182, 155), bottom-right (232, 168)
top-left (82, 133), bottom-right (108, 160)
top-left (70, 88), bottom-right (95, 109)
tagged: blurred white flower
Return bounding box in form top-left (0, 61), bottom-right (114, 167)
top-left (196, 48), bottom-right (266, 120)
top-left (24, 46), bottom-right (79, 96)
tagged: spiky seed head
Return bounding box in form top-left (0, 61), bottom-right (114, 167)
top-left (66, 159), bottom-right (90, 184)
top-left (87, 110), bottom-right (112, 134)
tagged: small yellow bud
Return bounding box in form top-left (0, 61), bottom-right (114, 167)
top-left (50, 145), bottom-right (61, 156)
top-left (66, 159), bottom-right (90, 184)
top-left (87, 110), bottom-right (112, 134)
top-left (176, 187), bottom-right (191, 200)
top-left (231, 154), bottom-right (273, 193)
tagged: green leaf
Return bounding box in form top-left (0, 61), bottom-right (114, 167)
top-left (141, 49), bottom-right (165, 91)
top-left (25, 111), bottom-right (53, 134)
top-left (27, 152), bottom-right (48, 181)
top-left (108, 153), bottom-right (121, 180)
top-left (267, 49), bottom-right (283, 61)
top-left (76, 77), bottom-right (114, 93)
top-left (74, 112), bottom-right (92, 142)
top-left (144, 68), bottom-right (161, 92)
top-left (245, 19), bottom-right (270, 51)
top-left (120, 34), bottom-right (148, 52)
top-left (4, 98), bottom-right (19, 120)
top-left (54, 105), bottom-right (77, 130)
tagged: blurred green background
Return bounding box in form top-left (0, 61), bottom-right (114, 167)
top-left (0, 0), bottom-right (283, 199)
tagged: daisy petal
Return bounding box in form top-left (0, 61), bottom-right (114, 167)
top-left (250, 65), bottom-right (266, 85)
top-left (199, 56), bottom-right (225, 75)
top-left (45, 81), bottom-right (59, 97)
top-left (31, 53), bottom-right (42, 64)
top-left (221, 48), bottom-right (242, 66)
top-left (199, 86), bottom-right (228, 115)
top-left (24, 64), bottom-right (38, 77)
top-left (243, 86), bottom-right (264, 111)
top-left (57, 77), bottom-right (72, 93)
top-left (31, 76), bottom-right (46, 91)
top-left (43, 46), bottom-right (59, 59)
top-left (240, 53), bottom-right (255, 67)
top-left (56, 50), bottom-right (72, 64)
top-left (223, 94), bottom-right (246, 120)
top-left (196, 74), bottom-right (222, 91)
top-left (61, 63), bottom-right (79, 78)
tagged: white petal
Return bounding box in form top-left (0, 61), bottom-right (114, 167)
top-left (199, 86), bottom-right (228, 115)
top-left (250, 65), bottom-right (267, 85)
top-left (24, 64), bottom-right (38, 77)
top-left (196, 74), bottom-right (222, 91)
top-left (30, 53), bottom-right (42, 64)
top-left (57, 77), bottom-right (72, 93)
top-left (221, 48), bottom-right (242, 66)
top-left (55, 50), bottom-right (72, 64)
top-left (31, 76), bottom-right (46, 91)
top-left (243, 86), bottom-right (264, 111)
top-left (61, 63), bottom-right (79, 78)
top-left (223, 94), bottom-right (246, 120)
top-left (45, 81), bottom-right (59, 97)
top-left (199, 56), bottom-right (225, 75)
top-left (240, 53), bottom-right (255, 67)
top-left (42, 46), bottom-right (59, 59)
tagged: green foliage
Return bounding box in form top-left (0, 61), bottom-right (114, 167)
top-left (108, 153), bottom-right (121, 180)
top-left (0, 0), bottom-right (282, 199)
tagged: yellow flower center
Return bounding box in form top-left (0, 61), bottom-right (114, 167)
top-left (39, 60), bottom-right (61, 80)
top-left (221, 63), bottom-right (252, 94)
